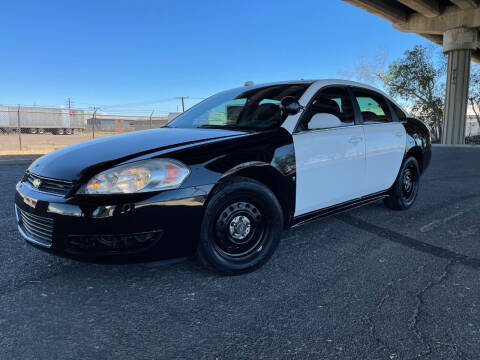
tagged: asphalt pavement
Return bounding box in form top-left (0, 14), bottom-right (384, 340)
top-left (1, 147), bottom-right (479, 359)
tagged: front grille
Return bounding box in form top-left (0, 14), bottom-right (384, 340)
top-left (25, 172), bottom-right (73, 196)
top-left (17, 207), bottom-right (54, 247)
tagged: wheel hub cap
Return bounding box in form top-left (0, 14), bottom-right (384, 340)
top-left (214, 201), bottom-right (265, 259)
top-left (229, 215), bottom-right (251, 240)
top-left (403, 171), bottom-right (413, 192)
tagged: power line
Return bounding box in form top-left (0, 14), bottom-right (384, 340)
top-left (75, 97), bottom-right (178, 109)
top-left (2, 95), bottom-right (208, 116)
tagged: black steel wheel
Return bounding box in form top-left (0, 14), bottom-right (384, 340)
top-left (213, 201), bottom-right (266, 261)
top-left (197, 177), bottom-right (283, 275)
top-left (384, 157), bottom-right (420, 210)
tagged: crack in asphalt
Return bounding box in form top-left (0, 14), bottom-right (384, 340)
top-left (336, 214), bottom-right (478, 359)
top-left (378, 261), bottom-right (434, 311)
top-left (364, 314), bottom-right (392, 356)
top-left (408, 260), bottom-right (454, 359)
top-left (364, 261), bottom-right (434, 359)
top-left (336, 214), bottom-right (480, 270)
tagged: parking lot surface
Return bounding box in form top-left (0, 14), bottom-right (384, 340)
top-left (1, 147), bottom-right (479, 359)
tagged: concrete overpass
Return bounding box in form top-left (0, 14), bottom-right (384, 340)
top-left (343, 0), bottom-right (480, 144)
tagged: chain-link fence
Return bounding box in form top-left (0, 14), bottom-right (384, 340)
top-left (0, 105), bottom-right (171, 154)
top-left (465, 117), bottom-right (480, 144)
top-left (2, 105), bottom-right (480, 154)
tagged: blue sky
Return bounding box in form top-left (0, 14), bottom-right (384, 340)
top-left (0, 0), bottom-right (431, 115)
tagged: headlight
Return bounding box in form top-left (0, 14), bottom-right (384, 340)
top-left (80, 159), bottom-right (190, 194)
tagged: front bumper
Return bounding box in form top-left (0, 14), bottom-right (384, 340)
top-left (14, 181), bottom-right (214, 261)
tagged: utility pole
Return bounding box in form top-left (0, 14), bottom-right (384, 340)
top-left (67, 97), bottom-right (73, 109)
top-left (17, 105), bottom-right (22, 151)
top-left (92, 107), bottom-right (98, 139)
top-left (176, 96), bottom-right (189, 112)
top-left (149, 110), bottom-right (154, 129)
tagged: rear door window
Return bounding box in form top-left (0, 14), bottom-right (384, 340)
top-left (352, 89), bottom-right (392, 124)
top-left (389, 100), bottom-right (407, 121)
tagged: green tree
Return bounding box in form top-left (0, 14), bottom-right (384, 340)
top-left (343, 45), bottom-right (445, 141)
top-left (380, 45), bottom-right (445, 141)
top-left (468, 66), bottom-right (480, 132)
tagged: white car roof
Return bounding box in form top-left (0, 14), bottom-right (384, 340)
top-left (250, 79), bottom-right (410, 134)
top-left (242, 79), bottom-right (408, 118)
top-left (311, 79), bottom-right (408, 116)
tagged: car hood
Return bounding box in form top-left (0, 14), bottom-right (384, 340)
top-left (28, 127), bottom-right (246, 181)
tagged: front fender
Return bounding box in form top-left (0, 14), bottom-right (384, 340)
top-left (403, 118), bottom-right (432, 173)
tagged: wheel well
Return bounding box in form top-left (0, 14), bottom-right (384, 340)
top-left (211, 165), bottom-right (294, 229)
top-left (406, 147), bottom-right (424, 173)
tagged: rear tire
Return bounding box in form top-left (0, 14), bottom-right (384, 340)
top-left (197, 177), bottom-right (283, 275)
top-left (384, 157), bottom-right (420, 210)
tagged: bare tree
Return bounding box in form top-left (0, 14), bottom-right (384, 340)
top-left (339, 47), bottom-right (388, 86)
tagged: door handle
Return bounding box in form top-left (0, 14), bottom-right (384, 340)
top-left (396, 131), bottom-right (404, 137)
top-left (349, 136), bottom-right (363, 144)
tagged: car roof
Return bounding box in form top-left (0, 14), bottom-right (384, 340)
top-left (241, 79), bottom-right (386, 91)
top-left (241, 79), bottom-right (409, 118)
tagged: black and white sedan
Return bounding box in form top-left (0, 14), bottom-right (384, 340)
top-left (15, 80), bottom-right (431, 274)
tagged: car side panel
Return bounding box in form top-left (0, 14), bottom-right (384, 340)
top-left (362, 123), bottom-right (406, 195)
top-left (293, 126), bottom-right (366, 216)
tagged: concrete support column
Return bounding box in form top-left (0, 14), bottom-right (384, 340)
top-left (442, 28), bottom-right (477, 144)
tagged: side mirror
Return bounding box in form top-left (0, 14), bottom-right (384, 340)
top-left (308, 113), bottom-right (342, 130)
top-left (281, 96), bottom-right (303, 115)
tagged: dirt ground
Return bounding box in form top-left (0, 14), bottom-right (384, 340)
top-left (0, 132), bottom-right (122, 155)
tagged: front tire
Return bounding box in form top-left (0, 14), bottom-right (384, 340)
top-left (197, 177), bottom-right (283, 275)
top-left (384, 157), bottom-right (420, 210)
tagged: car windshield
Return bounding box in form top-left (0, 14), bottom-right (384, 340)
top-left (167, 83), bottom-right (310, 130)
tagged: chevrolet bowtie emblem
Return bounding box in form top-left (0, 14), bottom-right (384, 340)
top-left (32, 178), bottom-right (42, 188)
